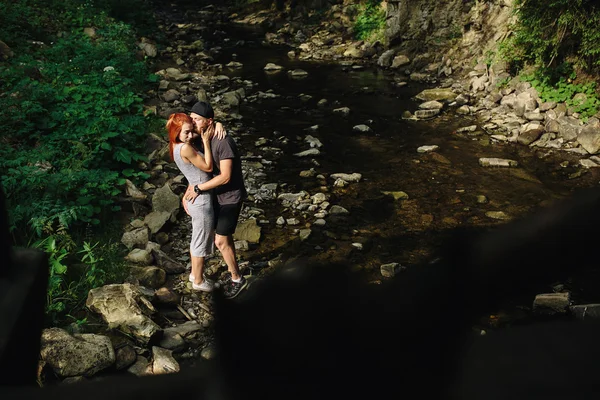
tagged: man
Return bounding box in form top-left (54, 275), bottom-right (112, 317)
top-left (184, 101), bottom-right (248, 299)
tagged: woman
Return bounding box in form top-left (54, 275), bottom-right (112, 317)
top-left (167, 113), bottom-right (216, 292)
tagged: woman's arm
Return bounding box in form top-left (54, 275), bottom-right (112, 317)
top-left (215, 122), bottom-right (227, 140)
top-left (181, 142), bottom-right (212, 172)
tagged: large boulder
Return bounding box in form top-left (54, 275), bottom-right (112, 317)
top-left (86, 283), bottom-right (162, 344)
top-left (128, 266), bottom-right (166, 288)
top-left (152, 183), bottom-right (180, 220)
top-left (40, 328), bottom-right (115, 378)
top-left (414, 88), bottom-right (456, 102)
top-left (144, 211), bottom-right (171, 234)
top-left (152, 347), bottom-right (180, 375)
top-left (377, 50), bottom-right (395, 67)
top-left (151, 248), bottom-right (186, 274)
top-left (577, 125), bottom-right (600, 154)
top-left (121, 226), bottom-right (149, 250)
top-left (233, 219), bottom-right (261, 244)
top-left (390, 54), bottom-right (410, 69)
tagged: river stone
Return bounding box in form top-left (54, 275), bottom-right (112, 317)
top-left (381, 191), bottom-right (409, 200)
top-left (377, 49), bottom-right (395, 67)
top-left (86, 283), bottom-right (161, 345)
top-left (159, 332), bottom-right (186, 352)
top-left (333, 107), bottom-right (351, 116)
top-left (311, 193), bottom-right (327, 204)
top-left (201, 344), bottom-right (218, 360)
top-left (518, 122), bottom-right (545, 145)
top-left (479, 158), bottom-right (518, 167)
top-left (294, 148), bottom-right (320, 157)
top-left (278, 192), bottom-right (307, 203)
top-left (577, 125), bottom-right (600, 154)
top-left (264, 63), bottom-right (284, 71)
top-left (353, 124), bottom-right (372, 133)
top-left (125, 179), bottom-right (146, 200)
top-left (164, 68), bottom-right (190, 81)
top-left (222, 91), bottom-right (242, 107)
top-left (233, 219), bottom-right (261, 243)
top-left (151, 248), bottom-right (186, 274)
top-left (545, 119), bottom-right (560, 133)
top-left (485, 211), bottom-right (511, 220)
top-left (524, 111), bottom-right (544, 121)
top-left (417, 145), bottom-right (439, 153)
top-left (390, 54), bottom-right (410, 69)
top-left (152, 183), bottom-right (179, 220)
top-left (419, 101), bottom-right (443, 110)
top-left (155, 287), bottom-right (180, 305)
top-left (152, 347), bottom-right (180, 375)
top-left (533, 293), bottom-right (570, 315)
top-left (579, 159), bottom-right (599, 168)
top-left (380, 263), bottom-right (400, 278)
top-left (415, 88), bottom-right (456, 102)
top-left (299, 229), bottom-right (312, 241)
top-left (570, 304), bottom-right (600, 320)
top-left (125, 248), bottom-right (153, 264)
top-left (288, 69), bottom-right (308, 77)
top-left (163, 321), bottom-right (204, 338)
top-left (415, 109), bottom-right (440, 119)
top-left (115, 344), bottom-right (137, 370)
top-left (163, 89), bottom-right (180, 102)
top-left (305, 135), bottom-right (323, 148)
top-left (330, 173), bottom-right (361, 183)
top-left (121, 227), bottom-right (149, 250)
top-left (127, 355), bottom-right (152, 376)
top-left (129, 266), bottom-right (166, 289)
top-left (456, 105), bottom-right (470, 115)
top-left (329, 205), bottom-right (349, 215)
top-left (40, 329), bottom-right (115, 378)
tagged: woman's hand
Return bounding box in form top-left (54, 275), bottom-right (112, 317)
top-left (215, 122), bottom-right (227, 140)
top-left (202, 123), bottom-right (214, 142)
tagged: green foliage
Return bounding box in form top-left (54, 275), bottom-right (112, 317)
top-left (499, 0), bottom-right (600, 72)
top-left (0, 0), bottom-right (155, 244)
top-left (522, 66), bottom-right (600, 119)
top-left (33, 228), bottom-right (128, 325)
top-left (354, 0), bottom-right (386, 43)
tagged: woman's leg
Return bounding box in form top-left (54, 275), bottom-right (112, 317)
top-left (191, 254), bottom-right (205, 285)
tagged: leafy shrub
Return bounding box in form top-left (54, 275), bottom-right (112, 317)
top-left (354, 0), bottom-right (386, 43)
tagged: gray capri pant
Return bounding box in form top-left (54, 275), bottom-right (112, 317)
top-left (186, 192), bottom-right (215, 257)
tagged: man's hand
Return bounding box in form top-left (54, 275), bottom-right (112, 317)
top-left (182, 185), bottom-right (199, 215)
top-left (215, 122), bottom-right (227, 140)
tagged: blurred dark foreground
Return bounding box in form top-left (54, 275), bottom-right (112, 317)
top-left (3, 184), bottom-right (600, 400)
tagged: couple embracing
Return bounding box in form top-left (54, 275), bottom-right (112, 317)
top-left (166, 101), bottom-right (247, 299)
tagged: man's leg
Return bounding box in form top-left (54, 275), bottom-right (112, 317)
top-left (215, 234), bottom-right (241, 281)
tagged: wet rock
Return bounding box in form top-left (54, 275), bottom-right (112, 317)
top-left (311, 193), bottom-right (327, 204)
top-left (164, 321), bottom-right (204, 338)
top-left (485, 211), bottom-right (510, 220)
top-left (86, 283), bottom-right (161, 345)
top-left (456, 105), bottom-right (470, 115)
top-left (152, 347), bottom-right (180, 375)
top-left (233, 219), bottom-right (261, 243)
top-left (276, 216), bottom-right (285, 225)
top-left (299, 229), bottom-right (312, 241)
top-left (415, 109), bottom-right (440, 119)
top-left (415, 88), bottom-right (456, 102)
top-left (390, 54), bottom-right (410, 69)
top-left (151, 248), bottom-right (186, 274)
top-left (380, 263), bottom-right (402, 278)
top-left (479, 158), bottom-right (518, 167)
top-left (40, 328), bottom-right (115, 378)
top-left (377, 49), bottom-right (395, 67)
top-left (159, 332), bottom-right (186, 352)
top-left (152, 183), bottom-right (180, 220)
top-left (577, 125), bottom-right (600, 154)
top-left (381, 191), bottom-right (409, 200)
top-left (115, 344), bottom-right (137, 370)
top-left (579, 159), bottom-right (599, 168)
top-left (305, 135), bottom-right (323, 148)
top-left (163, 89), bottom-right (180, 102)
top-left (121, 227), bottom-right (149, 250)
top-left (300, 169), bottom-right (317, 178)
top-left (570, 304), bottom-right (600, 320)
top-left (286, 218), bottom-right (300, 226)
top-left (351, 243), bottom-right (363, 251)
top-left (125, 248), bottom-right (153, 264)
top-left (264, 62), bottom-right (284, 71)
top-left (330, 173), bottom-right (361, 183)
top-left (127, 356), bottom-right (152, 377)
top-left (419, 101), bottom-right (443, 110)
top-left (294, 148), bottom-right (320, 157)
top-left (313, 219), bottom-right (326, 226)
top-left (278, 192), bottom-right (307, 203)
top-left (288, 69), bottom-right (308, 78)
top-left (545, 119), bottom-right (560, 133)
top-left (144, 211), bottom-right (171, 234)
top-left (455, 94), bottom-right (469, 106)
top-left (129, 266), bottom-right (166, 289)
top-left (533, 293), bottom-right (570, 315)
top-left (155, 287), bottom-right (180, 305)
top-left (333, 107), bottom-right (351, 117)
top-left (163, 68), bottom-right (190, 81)
top-left (417, 145), bottom-right (439, 153)
top-left (125, 179), bottom-right (146, 200)
top-left (518, 122), bottom-right (545, 145)
top-left (477, 195), bottom-right (488, 204)
top-left (201, 344), bottom-right (218, 360)
top-left (329, 205), bottom-right (349, 215)
top-left (353, 124), bottom-right (372, 133)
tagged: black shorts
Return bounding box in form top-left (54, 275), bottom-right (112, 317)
top-left (214, 202), bottom-right (243, 236)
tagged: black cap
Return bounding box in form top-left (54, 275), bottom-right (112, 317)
top-left (190, 101), bottom-right (214, 119)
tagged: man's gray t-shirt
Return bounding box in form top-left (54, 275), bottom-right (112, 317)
top-left (211, 135), bottom-right (247, 205)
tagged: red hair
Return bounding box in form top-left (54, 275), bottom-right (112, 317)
top-left (166, 113), bottom-right (193, 161)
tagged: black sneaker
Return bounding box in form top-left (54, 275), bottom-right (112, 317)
top-left (223, 277), bottom-right (248, 299)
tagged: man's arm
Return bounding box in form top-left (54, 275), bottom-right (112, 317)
top-left (197, 159), bottom-right (232, 191)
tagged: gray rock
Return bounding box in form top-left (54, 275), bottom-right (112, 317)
top-left (163, 89), bottom-right (180, 102)
top-left (377, 50), bottom-right (395, 67)
top-left (533, 292), bottom-right (570, 315)
top-left (419, 100), bottom-right (443, 110)
top-left (518, 122), bottom-right (545, 145)
top-left (417, 145), bottom-right (439, 153)
top-left (311, 193), bottom-right (328, 204)
top-left (125, 179), bottom-right (146, 200)
top-left (286, 218), bottom-right (300, 226)
top-left (380, 263), bottom-right (400, 278)
top-left (333, 107), bottom-right (351, 117)
top-left (415, 109), bottom-right (440, 119)
top-left (313, 219), bottom-right (326, 226)
top-left (329, 205), bottom-right (349, 215)
top-left (155, 287), bottom-right (180, 305)
top-left (330, 173), bottom-right (362, 183)
top-left (294, 148), bottom-right (320, 157)
top-left (288, 69), bottom-right (308, 78)
top-left (127, 355), bottom-right (152, 376)
top-left (264, 63), bottom-right (284, 71)
top-left (86, 284), bottom-right (161, 345)
top-left (545, 119), bottom-right (560, 133)
top-left (278, 192), bottom-right (307, 203)
top-left (125, 249), bottom-right (153, 264)
top-left (299, 229), bottom-right (312, 241)
top-left (456, 105), bottom-right (470, 115)
top-left (415, 88), bottom-right (456, 102)
top-left (477, 195), bottom-right (488, 204)
top-left (570, 304), bottom-right (600, 320)
top-left (524, 111), bottom-right (544, 121)
top-left (152, 347), bottom-right (180, 375)
top-left (305, 135), bottom-right (323, 148)
top-left (579, 159), bottom-right (599, 168)
top-left (235, 240), bottom-right (249, 251)
top-left (201, 344), bottom-right (218, 360)
top-left (539, 101), bottom-right (557, 111)
top-left (381, 191), bottom-right (409, 200)
top-left (159, 332), bottom-right (186, 352)
top-left (390, 54), bottom-right (410, 69)
top-left (163, 321), bottom-right (204, 338)
top-left (455, 94), bottom-right (470, 106)
top-left (353, 124), bottom-right (372, 133)
top-left (152, 184), bottom-right (180, 220)
top-left (40, 329), bottom-right (115, 378)
top-left (115, 344), bottom-right (137, 370)
top-left (121, 227), bottom-right (149, 250)
top-left (143, 211), bottom-right (171, 234)
top-left (577, 125), bottom-right (600, 154)
top-left (233, 219), bottom-right (261, 244)
top-left (485, 211), bottom-right (511, 220)
top-left (164, 68), bottom-right (190, 81)
top-left (151, 248), bottom-right (186, 274)
top-left (129, 266), bottom-right (166, 289)
top-left (276, 216), bottom-right (285, 225)
top-left (479, 158), bottom-right (518, 167)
